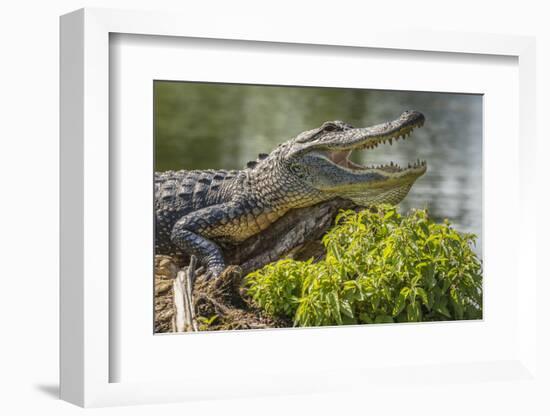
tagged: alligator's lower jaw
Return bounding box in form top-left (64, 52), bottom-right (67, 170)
top-left (328, 149), bottom-right (427, 175)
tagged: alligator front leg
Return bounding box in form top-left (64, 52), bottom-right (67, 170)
top-left (170, 203), bottom-right (242, 279)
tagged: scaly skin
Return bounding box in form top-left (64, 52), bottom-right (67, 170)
top-left (155, 110), bottom-right (427, 278)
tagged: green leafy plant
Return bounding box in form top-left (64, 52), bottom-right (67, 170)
top-left (245, 205), bottom-right (482, 327)
top-left (197, 315), bottom-right (219, 331)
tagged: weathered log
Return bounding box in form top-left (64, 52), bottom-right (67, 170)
top-left (223, 198), bottom-right (356, 273)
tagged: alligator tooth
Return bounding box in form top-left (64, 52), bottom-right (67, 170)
top-left (389, 138), bottom-right (393, 145)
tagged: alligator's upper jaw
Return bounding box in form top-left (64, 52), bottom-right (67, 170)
top-left (320, 110), bottom-right (425, 150)
top-left (323, 110), bottom-right (427, 176)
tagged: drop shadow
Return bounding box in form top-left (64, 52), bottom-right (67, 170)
top-left (34, 383), bottom-right (59, 399)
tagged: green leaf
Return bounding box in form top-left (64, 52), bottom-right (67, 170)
top-left (374, 315), bottom-right (394, 324)
top-left (423, 263), bottom-right (436, 288)
top-left (359, 312), bottom-right (374, 324)
top-left (392, 291), bottom-right (407, 317)
top-left (340, 300), bottom-right (354, 318)
top-left (416, 288), bottom-right (429, 306)
top-left (382, 244), bottom-right (393, 259)
top-left (406, 302), bottom-right (422, 322)
top-left (342, 315), bottom-right (357, 325)
top-left (419, 222), bottom-right (430, 237)
top-left (328, 292), bottom-right (342, 324)
top-left (450, 288), bottom-right (464, 319)
top-left (434, 303), bottom-right (451, 318)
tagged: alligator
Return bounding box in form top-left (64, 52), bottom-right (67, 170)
top-left (155, 110), bottom-right (427, 278)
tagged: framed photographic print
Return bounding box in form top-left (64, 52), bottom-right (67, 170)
top-left (152, 81), bottom-right (483, 333)
top-left (60, 7), bottom-right (538, 408)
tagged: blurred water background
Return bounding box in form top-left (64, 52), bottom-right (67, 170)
top-left (155, 82), bottom-right (482, 257)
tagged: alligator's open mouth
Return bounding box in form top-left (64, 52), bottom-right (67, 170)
top-left (323, 111), bottom-right (427, 175)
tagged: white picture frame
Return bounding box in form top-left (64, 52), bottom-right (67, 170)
top-left (60, 7), bottom-right (538, 408)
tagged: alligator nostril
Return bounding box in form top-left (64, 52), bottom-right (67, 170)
top-left (401, 110), bottom-right (425, 125)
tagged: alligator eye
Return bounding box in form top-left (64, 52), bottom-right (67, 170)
top-left (323, 124), bottom-right (337, 132)
top-left (290, 164), bottom-right (305, 178)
